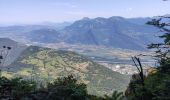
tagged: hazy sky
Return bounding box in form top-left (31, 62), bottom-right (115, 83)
top-left (0, 0), bottom-right (170, 24)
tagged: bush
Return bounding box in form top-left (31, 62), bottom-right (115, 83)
top-left (0, 77), bottom-right (36, 100)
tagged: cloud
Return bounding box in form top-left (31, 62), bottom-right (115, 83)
top-left (126, 7), bottom-right (133, 11)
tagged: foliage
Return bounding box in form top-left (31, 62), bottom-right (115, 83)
top-left (0, 76), bottom-right (36, 100)
top-left (104, 91), bottom-right (124, 100)
top-left (147, 16), bottom-right (170, 73)
top-left (46, 75), bottom-right (87, 100)
top-left (125, 74), bottom-right (152, 100)
top-left (145, 72), bottom-right (170, 100)
top-left (0, 75), bottom-right (125, 100)
top-left (126, 14), bottom-right (170, 100)
top-left (126, 72), bottom-right (170, 100)
top-left (10, 77), bottom-right (36, 99)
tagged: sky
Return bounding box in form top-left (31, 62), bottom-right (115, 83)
top-left (0, 0), bottom-right (170, 24)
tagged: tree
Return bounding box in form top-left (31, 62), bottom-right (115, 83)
top-left (104, 91), bottom-right (124, 100)
top-left (0, 77), bottom-right (36, 100)
top-left (45, 75), bottom-right (87, 100)
top-left (125, 57), bottom-right (152, 100)
top-left (126, 14), bottom-right (170, 100)
top-left (147, 16), bottom-right (170, 73)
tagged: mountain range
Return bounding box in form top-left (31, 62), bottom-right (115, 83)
top-left (0, 16), bottom-right (161, 50)
top-left (60, 17), bottom-right (159, 50)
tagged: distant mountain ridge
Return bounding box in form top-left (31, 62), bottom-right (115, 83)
top-left (59, 16), bottom-right (159, 50)
top-left (25, 29), bottom-right (61, 43)
top-left (0, 16), bottom-right (161, 50)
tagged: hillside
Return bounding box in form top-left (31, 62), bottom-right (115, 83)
top-left (0, 38), bottom-right (27, 66)
top-left (3, 46), bottom-right (130, 96)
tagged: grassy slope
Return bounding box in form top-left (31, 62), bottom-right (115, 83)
top-left (5, 46), bottom-right (129, 96)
